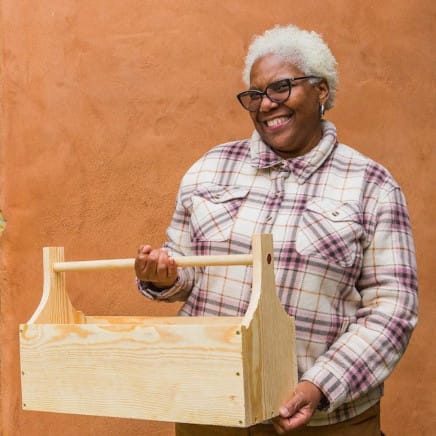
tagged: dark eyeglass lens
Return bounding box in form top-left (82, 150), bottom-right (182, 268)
top-left (240, 92), bottom-right (262, 111)
top-left (238, 79), bottom-right (292, 111)
top-left (267, 80), bottom-right (291, 101)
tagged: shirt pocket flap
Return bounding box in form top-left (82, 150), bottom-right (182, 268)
top-left (190, 185), bottom-right (249, 242)
top-left (305, 199), bottom-right (361, 223)
top-left (194, 185), bottom-right (249, 203)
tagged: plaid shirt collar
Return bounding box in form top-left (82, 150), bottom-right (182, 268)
top-left (249, 120), bottom-right (338, 183)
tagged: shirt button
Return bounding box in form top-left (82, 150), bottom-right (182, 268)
top-left (266, 215), bottom-right (273, 222)
top-left (332, 211), bottom-right (339, 217)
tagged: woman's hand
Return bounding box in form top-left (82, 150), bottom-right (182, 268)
top-left (134, 245), bottom-right (178, 289)
top-left (272, 381), bottom-right (323, 434)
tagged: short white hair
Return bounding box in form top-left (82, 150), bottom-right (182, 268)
top-left (243, 25), bottom-right (338, 110)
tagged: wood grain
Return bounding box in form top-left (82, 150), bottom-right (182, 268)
top-left (53, 254), bottom-right (253, 272)
top-left (20, 320), bottom-right (246, 426)
top-left (20, 234), bottom-right (297, 426)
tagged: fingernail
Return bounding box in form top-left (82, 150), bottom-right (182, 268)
top-left (279, 407), bottom-right (289, 417)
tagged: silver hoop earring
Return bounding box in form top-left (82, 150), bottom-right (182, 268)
top-left (320, 104), bottom-right (325, 117)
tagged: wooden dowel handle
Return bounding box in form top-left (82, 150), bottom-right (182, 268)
top-left (53, 259), bottom-right (135, 272)
top-left (53, 254), bottom-right (253, 272)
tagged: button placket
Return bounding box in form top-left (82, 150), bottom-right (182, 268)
top-left (263, 171), bottom-right (286, 227)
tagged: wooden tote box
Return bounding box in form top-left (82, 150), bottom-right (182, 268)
top-left (19, 233), bottom-right (297, 427)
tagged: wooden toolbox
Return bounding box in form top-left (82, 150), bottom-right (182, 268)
top-left (19, 233), bottom-right (297, 427)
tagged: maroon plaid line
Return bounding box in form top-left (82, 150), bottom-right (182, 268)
top-left (365, 162), bottom-right (391, 185)
top-left (137, 121), bottom-right (417, 426)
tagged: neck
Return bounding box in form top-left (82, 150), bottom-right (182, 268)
top-left (272, 125), bottom-right (323, 159)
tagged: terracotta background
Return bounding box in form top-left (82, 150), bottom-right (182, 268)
top-left (1, 1), bottom-right (435, 435)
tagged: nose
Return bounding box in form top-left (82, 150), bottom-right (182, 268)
top-left (258, 94), bottom-right (279, 112)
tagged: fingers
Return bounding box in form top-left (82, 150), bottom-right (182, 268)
top-left (272, 382), bottom-right (323, 433)
top-left (135, 245), bottom-right (177, 287)
top-left (278, 391), bottom-right (305, 418)
top-left (153, 250), bottom-right (177, 282)
top-left (273, 393), bottom-right (311, 434)
top-left (273, 409), bottom-right (311, 434)
top-left (137, 244), bottom-right (152, 256)
top-left (135, 245), bottom-right (153, 278)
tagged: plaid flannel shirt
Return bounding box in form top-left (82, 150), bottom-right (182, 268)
top-left (138, 120), bottom-right (418, 426)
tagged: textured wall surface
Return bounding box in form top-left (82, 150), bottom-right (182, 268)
top-left (1, 1), bottom-right (435, 435)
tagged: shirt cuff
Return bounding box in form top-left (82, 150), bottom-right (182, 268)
top-left (137, 276), bottom-right (185, 301)
top-left (300, 365), bottom-right (347, 413)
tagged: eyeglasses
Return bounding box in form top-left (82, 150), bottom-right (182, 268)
top-left (236, 76), bottom-right (321, 112)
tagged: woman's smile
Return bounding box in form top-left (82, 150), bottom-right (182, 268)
top-left (263, 115), bottom-right (293, 130)
top-left (249, 54), bottom-right (329, 158)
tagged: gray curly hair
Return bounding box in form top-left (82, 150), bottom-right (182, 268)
top-left (243, 25), bottom-right (338, 110)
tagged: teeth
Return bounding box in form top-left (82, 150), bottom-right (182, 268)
top-left (266, 117), bottom-right (289, 127)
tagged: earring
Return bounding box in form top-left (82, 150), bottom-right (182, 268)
top-left (320, 103), bottom-right (325, 117)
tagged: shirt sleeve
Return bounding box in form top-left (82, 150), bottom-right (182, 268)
top-left (301, 185), bottom-right (418, 411)
top-left (136, 180), bottom-right (196, 302)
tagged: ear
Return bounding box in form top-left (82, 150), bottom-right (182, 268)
top-left (316, 79), bottom-right (329, 106)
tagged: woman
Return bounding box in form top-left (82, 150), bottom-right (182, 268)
top-left (135, 25), bottom-right (418, 435)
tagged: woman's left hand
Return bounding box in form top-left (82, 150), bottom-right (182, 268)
top-left (272, 381), bottom-right (323, 434)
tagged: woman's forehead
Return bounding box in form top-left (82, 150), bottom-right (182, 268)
top-left (249, 54), bottom-right (304, 87)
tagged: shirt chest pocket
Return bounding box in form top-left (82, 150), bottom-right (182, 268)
top-left (296, 199), bottom-right (364, 267)
top-left (190, 185), bottom-right (249, 242)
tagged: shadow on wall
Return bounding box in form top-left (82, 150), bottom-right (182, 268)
top-left (0, 211), bottom-right (6, 233)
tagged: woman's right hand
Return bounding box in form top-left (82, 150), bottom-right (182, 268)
top-left (134, 245), bottom-right (178, 289)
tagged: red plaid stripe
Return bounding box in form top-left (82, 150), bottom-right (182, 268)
top-left (138, 121), bottom-right (417, 425)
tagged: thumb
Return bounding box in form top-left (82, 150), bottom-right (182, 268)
top-left (279, 391), bottom-right (305, 418)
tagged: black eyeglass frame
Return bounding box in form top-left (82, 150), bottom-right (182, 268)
top-left (236, 76), bottom-right (322, 112)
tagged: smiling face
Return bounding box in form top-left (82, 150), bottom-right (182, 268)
top-left (249, 54), bottom-right (329, 158)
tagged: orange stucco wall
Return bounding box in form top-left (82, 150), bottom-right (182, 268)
top-left (1, 1), bottom-right (435, 435)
